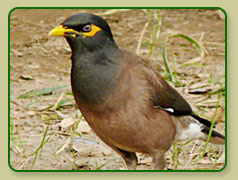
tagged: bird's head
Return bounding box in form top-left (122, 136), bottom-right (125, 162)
top-left (49, 13), bottom-right (117, 53)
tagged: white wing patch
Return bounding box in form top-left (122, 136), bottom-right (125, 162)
top-left (164, 108), bottom-right (174, 113)
top-left (154, 106), bottom-right (175, 113)
top-left (180, 123), bottom-right (206, 140)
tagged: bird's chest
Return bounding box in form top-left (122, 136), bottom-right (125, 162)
top-left (78, 104), bottom-right (144, 152)
top-left (75, 79), bottom-right (155, 152)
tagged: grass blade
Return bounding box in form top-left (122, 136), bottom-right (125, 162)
top-left (18, 84), bottom-right (70, 99)
top-left (163, 40), bottom-right (175, 82)
top-left (193, 86), bottom-right (223, 169)
top-left (29, 119), bottom-right (51, 168)
top-left (162, 33), bottom-right (204, 83)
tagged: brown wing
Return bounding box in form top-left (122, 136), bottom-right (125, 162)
top-left (154, 79), bottom-right (192, 115)
top-left (141, 62), bottom-right (193, 116)
top-left (121, 50), bottom-right (212, 127)
top-left (121, 50), bottom-right (192, 115)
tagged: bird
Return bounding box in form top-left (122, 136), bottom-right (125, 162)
top-left (49, 12), bottom-right (225, 170)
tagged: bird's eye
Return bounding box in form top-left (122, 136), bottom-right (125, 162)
top-left (82, 24), bottom-right (92, 32)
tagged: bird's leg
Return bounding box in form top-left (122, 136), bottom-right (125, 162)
top-left (114, 148), bottom-right (138, 170)
top-left (151, 150), bottom-right (166, 170)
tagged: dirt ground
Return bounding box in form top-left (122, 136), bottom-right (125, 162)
top-left (9, 9), bottom-right (226, 170)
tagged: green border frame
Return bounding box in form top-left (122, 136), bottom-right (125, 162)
top-left (8, 7), bottom-right (227, 172)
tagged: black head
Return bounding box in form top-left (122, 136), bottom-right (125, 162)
top-left (49, 13), bottom-right (117, 54)
top-left (62, 13), bottom-right (113, 38)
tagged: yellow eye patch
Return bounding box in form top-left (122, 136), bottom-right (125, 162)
top-left (49, 24), bottom-right (102, 38)
top-left (82, 24), bottom-right (102, 38)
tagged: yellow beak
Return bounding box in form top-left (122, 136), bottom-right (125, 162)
top-left (48, 25), bottom-right (79, 36)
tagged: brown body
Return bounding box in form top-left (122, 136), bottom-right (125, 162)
top-left (72, 51), bottom-right (176, 169)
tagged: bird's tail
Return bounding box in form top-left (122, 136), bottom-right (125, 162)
top-left (190, 112), bottom-right (225, 144)
top-left (176, 119), bottom-right (225, 145)
top-left (190, 112), bottom-right (212, 127)
top-left (201, 126), bottom-right (225, 144)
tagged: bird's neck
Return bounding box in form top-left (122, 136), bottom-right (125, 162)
top-left (70, 43), bottom-right (122, 106)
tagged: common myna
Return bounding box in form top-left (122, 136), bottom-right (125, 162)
top-left (49, 13), bottom-right (225, 170)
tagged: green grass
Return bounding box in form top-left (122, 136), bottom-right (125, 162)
top-left (162, 33), bottom-right (204, 86)
top-left (28, 117), bottom-right (51, 169)
top-left (193, 86), bottom-right (223, 169)
top-left (148, 10), bottom-right (161, 57)
top-left (10, 122), bottom-right (26, 156)
top-left (69, 114), bottom-right (82, 169)
top-left (172, 139), bottom-right (194, 170)
top-left (18, 84), bottom-right (70, 99)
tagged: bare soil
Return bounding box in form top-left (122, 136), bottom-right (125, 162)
top-left (9, 9), bottom-right (226, 170)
